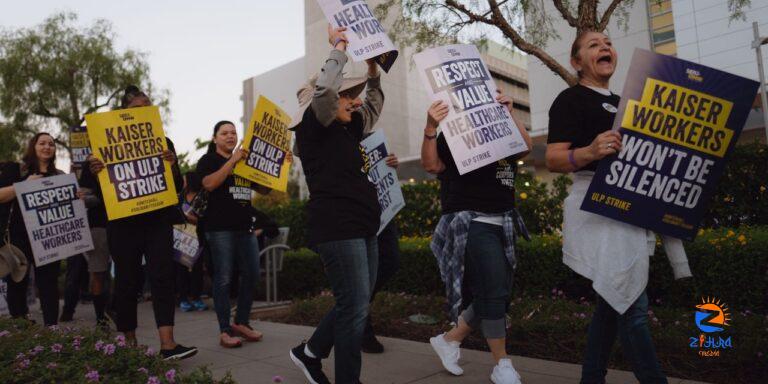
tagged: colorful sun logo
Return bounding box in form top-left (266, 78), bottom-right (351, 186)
top-left (694, 297), bottom-right (731, 333)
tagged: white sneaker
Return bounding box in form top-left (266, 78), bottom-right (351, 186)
top-left (491, 358), bottom-right (522, 384)
top-left (429, 333), bottom-right (463, 376)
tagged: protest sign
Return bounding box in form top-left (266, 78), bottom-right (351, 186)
top-left (581, 49), bottom-right (760, 240)
top-left (234, 95), bottom-right (293, 192)
top-left (69, 126), bottom-right (91, 171)
top-left (317, 0), bottom-right (398, 72)
top-left (85, 106), bottom-right (178, 220)
top-left (361, 130), bottom-right (405, 234)
top-left (173, 224), bottom-right (202, 270)
top-left (414, 44), bottom-right (529, 175)
top-left (14, 174), bottom-right (94, 266)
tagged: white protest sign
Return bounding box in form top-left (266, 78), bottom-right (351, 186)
top-left (361, 131), bottom-right (405, 234)
top-left (317, 0), bottom-right (399, 72)
top-left (414, 44), bottom-right (528, 175)
top-left (0, 280), bottom-right (7, 315)
top-left (14, 174), bottom-right (94, 266)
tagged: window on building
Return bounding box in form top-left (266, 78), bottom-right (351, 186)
top-left (647, 0), bottom-right (677, 56)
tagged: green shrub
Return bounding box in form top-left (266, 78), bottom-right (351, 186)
top-left (702, 141), bottom-right (768, 228)
top-left (0, 318), bottom-right (235, 384)
top-left (278, 226), bottom-right (768, 312)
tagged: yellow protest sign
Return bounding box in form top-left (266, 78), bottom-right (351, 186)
top-left (234, 95), bottom-right (293, 192)
top-left (85, 106), bottom-right (178, 220)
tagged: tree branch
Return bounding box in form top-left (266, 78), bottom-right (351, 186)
top-left (80, 88), bottom-right (121, 125)
top-left (485, 0), bottom-right (579, 86)
top-left (598, 0), bottom-right (626, 31)
top-left (553, 0), bottom-right (579, 27)
top-left (444, 0), bottom-right (495, 24)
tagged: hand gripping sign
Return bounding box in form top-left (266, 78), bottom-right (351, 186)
top-left (14, 174), bottom-right (94, 266)
top-left (360, 130), bottom-right (405, 234)
top-left (85, 106), bottom-right (178, 220)
top-left (414, 44), bottom-right (529, 175)
top-left (317, 0), bottom-right (399, 72)
top-left (582, 49), bottom-right (759, 240)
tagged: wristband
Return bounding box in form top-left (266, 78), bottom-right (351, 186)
top-left (424, 132), bottom-right (437, 140)
top-left (568, 149), bottom-right (579, 170)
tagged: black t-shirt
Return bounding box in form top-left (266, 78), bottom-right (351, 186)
top-left (436, 134), bottom-right (518, 214)
top-left (78, 164), bottom-right (108, 228)
top-left (295, 108), bottom-right (380, 245)
top-left (547, 84), bottom-right (621, 171)
top-left (196, 152), bottom-right (255, 231)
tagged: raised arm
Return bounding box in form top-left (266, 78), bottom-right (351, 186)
top-left (201, 145), bottom-right (247, 192)
top-left (360, 60), bottom-right (384, 134)
top-left (311, 26), bottom-right (349, 127)
top-left (421, 101), bottom-right (449, 174)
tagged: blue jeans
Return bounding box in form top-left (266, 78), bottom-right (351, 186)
top-left (307, 237), bottom-right (378, 384)
top-left (459, 221), bottom-right (513, 339)
top-left (205, 230), bottom-right (260, 333)
top-left (581, 291), bottom-right (668, 384)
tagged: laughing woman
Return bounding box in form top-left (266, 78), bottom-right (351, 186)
top-left (545, 31), bottom-right (691, 384)
top-left (196, 121), bottom-right (268, 348)
top-left (0, 133), bottom-right (63, 326)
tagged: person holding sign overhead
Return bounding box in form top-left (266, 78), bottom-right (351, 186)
top-left (84, 86), bottom-right (197, 360)
top-left (0, 133), bottom-right (64, 326)
top-left (545, 31), bottom-right (690, 384)
top-left (196, 120), bottom-right (270, 348)
top-left (288, 25), bottom-right (384, 384)
top-left (422, 88), bottom-right (532, 384)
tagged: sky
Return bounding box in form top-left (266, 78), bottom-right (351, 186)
top-left (0, 0), bottom-right (306, 164)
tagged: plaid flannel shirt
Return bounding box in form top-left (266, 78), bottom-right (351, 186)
top-left (430, 209), bottom-right (530, 322)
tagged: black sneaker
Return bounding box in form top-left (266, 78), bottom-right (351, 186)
top-left (160, 344), bottom-right (198, 361)
top-left (289, 342), bottom-right (330, 384)
top-left (361, 332), bottom-right (384, 354)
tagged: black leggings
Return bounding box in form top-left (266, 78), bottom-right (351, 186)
top-left (4, 243), bottom-right (61, 326)
top-left (108, 222), bottom-right (175, 332)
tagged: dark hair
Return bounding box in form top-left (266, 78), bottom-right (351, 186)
top-left (21, 132), bottom-right (56, 174)
top-left (120, 85), bottom-right (150, 108)
top-left (207, 120), bottom-right (235, 154)
top-left (183, 171), bottom-right (201, 194)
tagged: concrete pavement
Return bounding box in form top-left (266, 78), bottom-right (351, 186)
top-left (48, 300), bottom-right (710, 384)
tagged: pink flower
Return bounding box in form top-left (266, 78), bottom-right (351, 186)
top-left (30, 345), bottom-right (45, 356)
top-left (85, 370), bottom-right (100, 382)
top-left (0, 330), bottom-right (10, 337)
top-left (103, 344), bottom-right (116, 356)
top-left (165, 368), bottom-right (176, 383)
top-left (19, 359), bottom-right (30, 369)
top-left (94, 340), bottom-right (105, 351)
top-left (138, 367), bottom-right (149, 374)
top-left (115, 335), bottom-right (127, 347)
top-left (15, 353), bottom-right (25, 360)
top-left (47, 363), bottom-right (58, 369)
top-left (147, 376), bottom-right (161, 384)
top-left (145, 347), bottom-right (156, 357)
top-left (51, 343), bottom-right (63, 353)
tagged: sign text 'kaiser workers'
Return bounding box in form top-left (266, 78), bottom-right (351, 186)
top-left (234, 95), bottom-right (293, 192)
top-left (14, 174), bottom-right (94, 266)
top-left (582, 49), bottom-right (759, 240)
top-left (317, 0), bottom-right (398, 72)
top-left (414, 44), bottom-right (528, 175)
top-left (361, 130), bottom-right (405, 234)
top-left (85, 106), bottom-right (178, 220)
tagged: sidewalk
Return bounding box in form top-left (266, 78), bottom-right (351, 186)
top-left (55, 300), bottom-right (710, 384)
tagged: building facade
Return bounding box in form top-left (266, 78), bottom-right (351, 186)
top-left (242, 0), bottom-right (533, 197)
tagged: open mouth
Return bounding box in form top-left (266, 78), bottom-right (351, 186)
top-left (597, 54), bottom-right (613, 65)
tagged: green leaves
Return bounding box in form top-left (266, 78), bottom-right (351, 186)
top-left (0, 12), bottom-right (169, 155)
